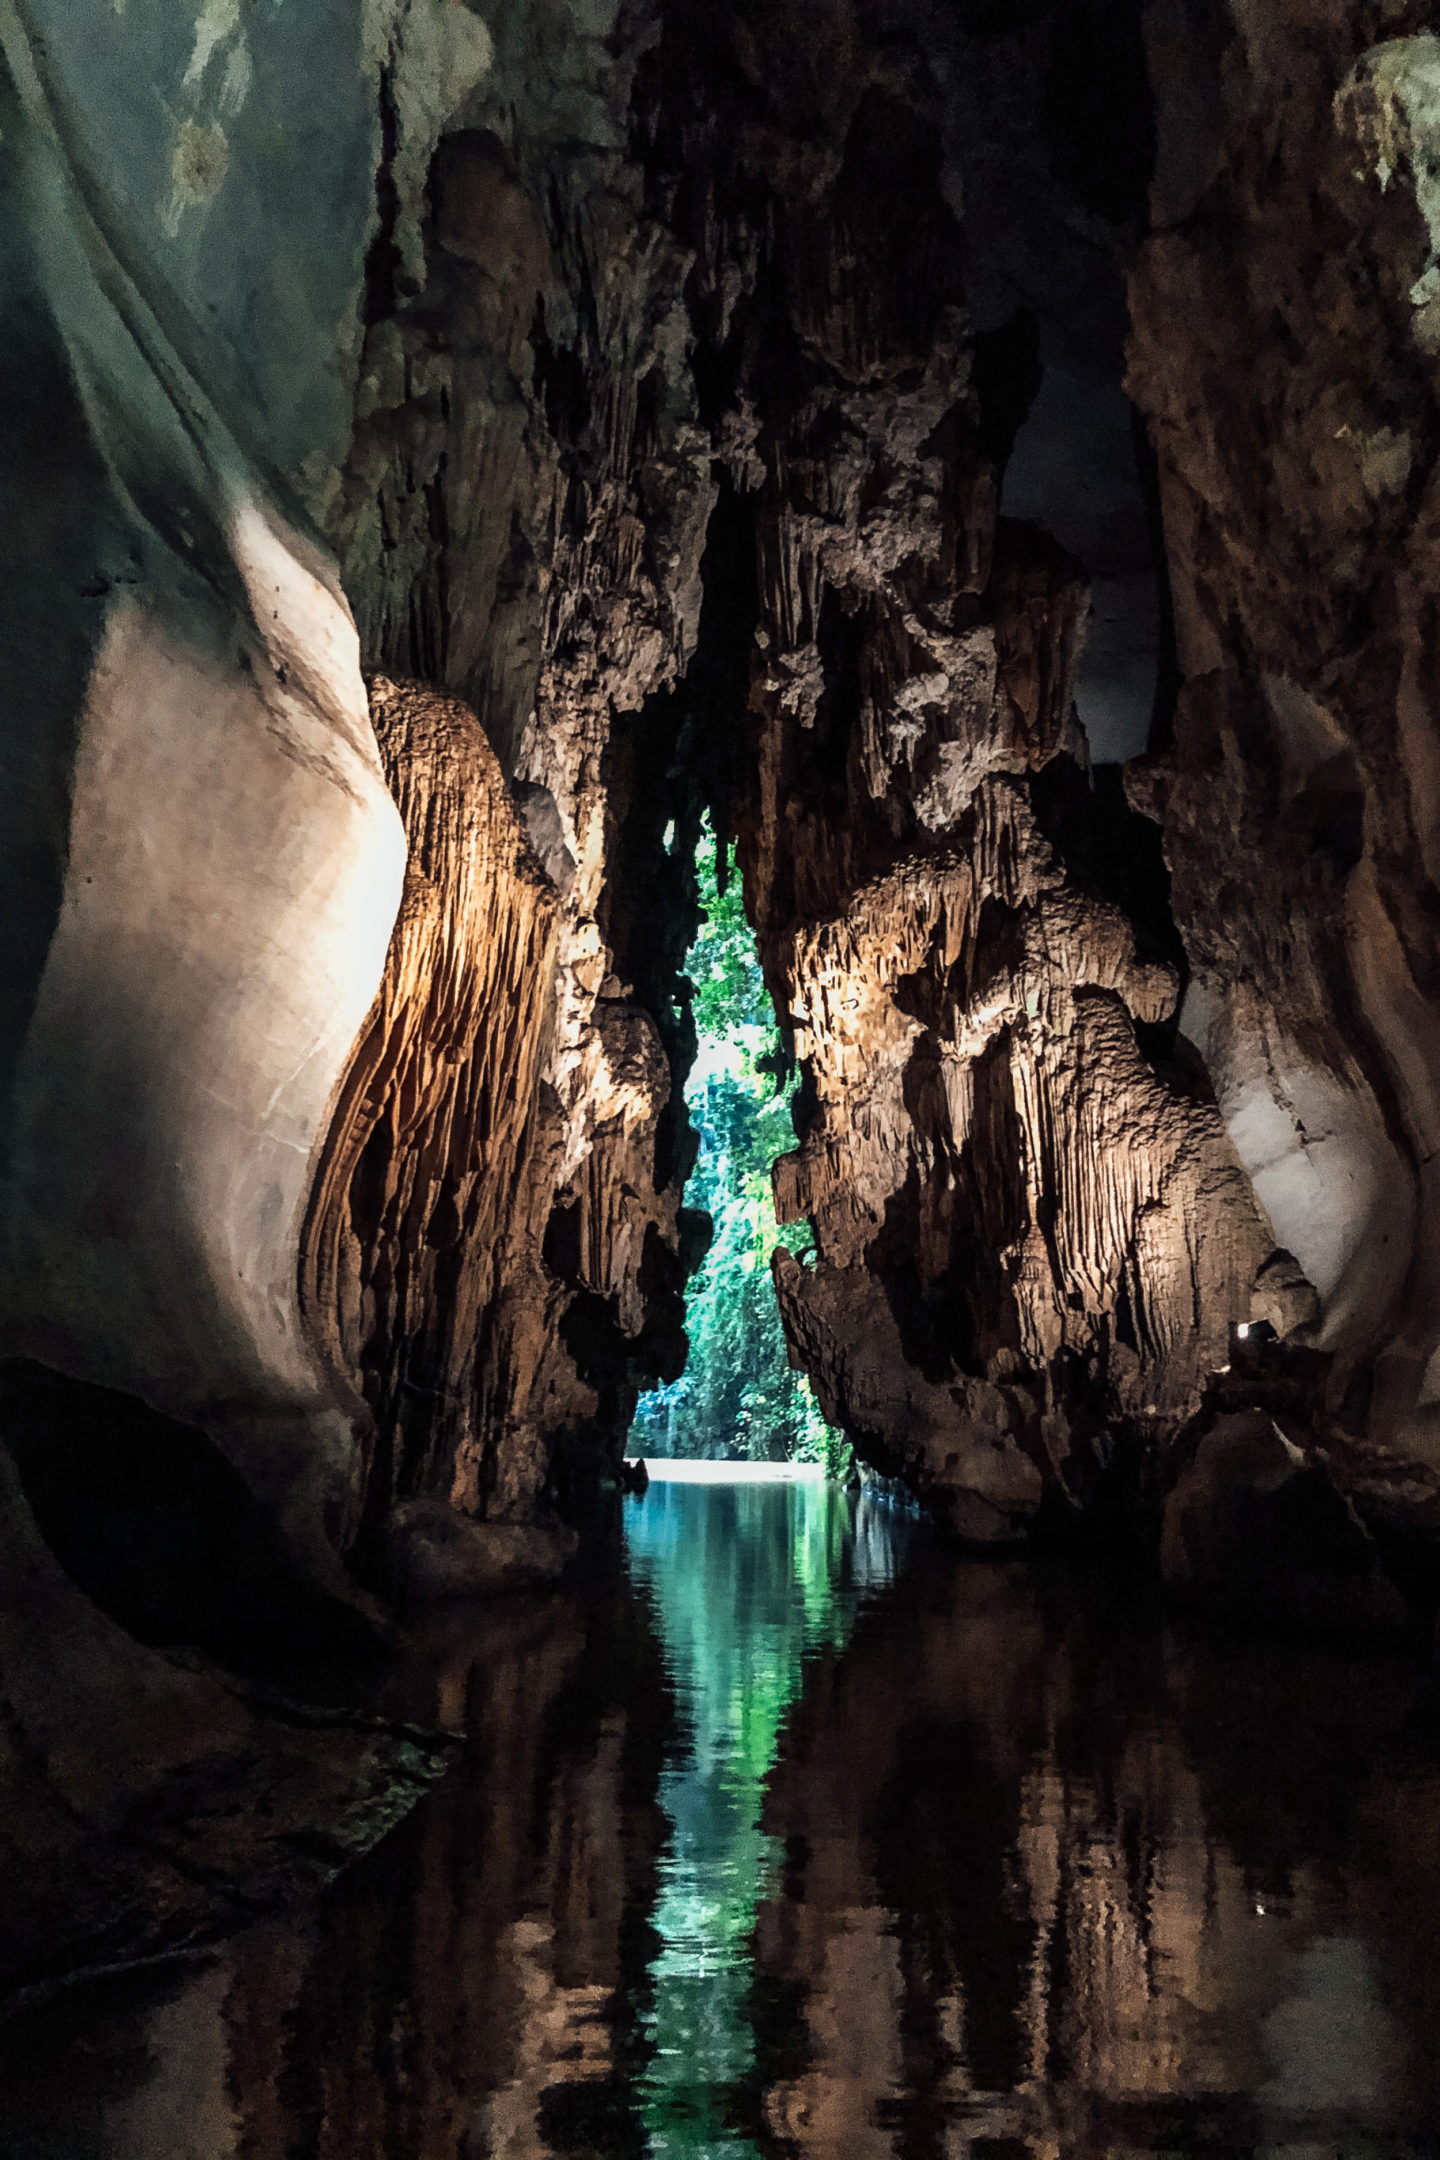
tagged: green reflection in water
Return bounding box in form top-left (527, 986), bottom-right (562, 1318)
top-left (624, 1476), bottom-right (908, 2157)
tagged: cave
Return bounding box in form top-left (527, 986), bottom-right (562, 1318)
top-left (4, 0), bottom-right (1440, 2145)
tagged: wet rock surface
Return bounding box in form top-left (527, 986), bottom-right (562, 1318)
top-left (1160, 1408), bottom-right (1410, 1641)
top-left (0, 1443), bottom-right (453, 2010)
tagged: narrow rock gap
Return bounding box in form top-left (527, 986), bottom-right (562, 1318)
top-left (632, 814), bottom-right (845, 1469)
top-left (596, 474), bottom-right (842, 1467)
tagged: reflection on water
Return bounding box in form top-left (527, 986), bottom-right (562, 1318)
top-left (624, 1477), bottom-right (913, 2155)
top-left (0, 1583), bottom-right (671, 2160)
top-left (2, 1480), bottom-right (1440, 2156)
top-left (754, 1552), bottom-right (1440, 2158)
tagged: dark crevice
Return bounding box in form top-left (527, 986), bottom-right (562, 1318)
top-left (1042, 0), bottom-right (1155, 228)
top-left (362, 67), bottom-right (402, 329)
top-left (1030, 757), bottom-right (1191, 1070)
top-left (1130, 402), bottom-right (1183, 759)
top-left (600, 474), bottom-right (760, 1199)
top-left (972, 310), bottom-right (1045, 473)
top-left (0, 1362), bottom-right (379, 1666)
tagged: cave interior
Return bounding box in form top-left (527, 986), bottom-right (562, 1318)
top-left (3, 0), bottom-right (1440, 2107)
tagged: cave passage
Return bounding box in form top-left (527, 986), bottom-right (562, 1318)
top-left (633, 821), bottom-right (846, 1472)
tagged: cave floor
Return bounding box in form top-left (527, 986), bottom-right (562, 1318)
top-left (3, 1478), bottom-right (1440, 2156)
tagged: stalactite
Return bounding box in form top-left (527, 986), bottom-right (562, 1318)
top-left (299, 675), bottom-right (562, 1553)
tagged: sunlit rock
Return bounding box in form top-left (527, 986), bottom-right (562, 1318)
top-left (0, 2), bottom-right (404, 1594)
top-left (299, 675), bottom-right (563, 1552)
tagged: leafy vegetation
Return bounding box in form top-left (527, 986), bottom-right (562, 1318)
top-left (633, 823), bottom-right (851, 1475)
top-left (625, 1480), bottom-right (868, 2149)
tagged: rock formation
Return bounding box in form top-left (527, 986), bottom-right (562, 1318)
top-left (1129, 6), bottom-right (1440, 1468)
top-left (0, 0), bottom-right (709, 1604)
top-left (299, 674), bottom-right (566, 1574)
top-left (319, 0), bottom-right (1403, 1558)
top-left (316, 0), bottom-right (723, 1535)
top-left (629, 0), bottom-right (1288, 1540)
top-left (0, 1431), bottom-right (451, 2005)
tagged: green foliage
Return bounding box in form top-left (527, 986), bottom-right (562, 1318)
top-left (686, 831), bottom-right (766, 1044)
top-left (625, 1481), bottom-right (866, 2146)
top-left (634, 824), bottom-right (852, 1475)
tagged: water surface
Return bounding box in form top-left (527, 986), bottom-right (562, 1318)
top-left (624, 1474), bottom-right (912, 2155)
top-left (3, 1478), bottom-right (1440, 2157)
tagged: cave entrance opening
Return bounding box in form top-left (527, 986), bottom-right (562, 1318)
top-left (632, 818), bottom-right (847, 1472)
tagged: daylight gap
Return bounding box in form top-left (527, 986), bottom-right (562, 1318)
top-left (634, 819), bottom-right (849, 1472)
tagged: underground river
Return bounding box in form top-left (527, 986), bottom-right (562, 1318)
top-left (4, 1471), bottom-right (1440, 2156)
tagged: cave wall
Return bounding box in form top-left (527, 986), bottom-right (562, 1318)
top-left (0, 6), bottom-right (484, 1987)
top-left (0, 1), bottom-right (408, 1595)
top-left (298, 675), bottom-right (561, 1549)
top-left (3, 0), bottom-right (1440, 2017)
top-left (1128, 3), bottom-right (1440, 1470)
top-left (324, 0), bottom-right (721, 1525)
top-left (0, 0), bottom-right (714, 1598)
top-left (320, 0), bottom-right (1345, 1548)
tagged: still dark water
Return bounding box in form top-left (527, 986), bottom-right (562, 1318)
top-left (4, 1472), bottom-right (1440, 2157)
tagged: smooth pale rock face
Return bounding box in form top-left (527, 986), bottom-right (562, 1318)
top-left (0, 5), bottom-right (471, 1989)
top-left (1177, 976), bottom-right (1413, 1363)
top-left (0, 7), bottom-right (409, 1569)
top-left (6, 562), bottom-right (402, 1452)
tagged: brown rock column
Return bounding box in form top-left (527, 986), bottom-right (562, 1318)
top-left (299, 676), bottom-right (564, 1567)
